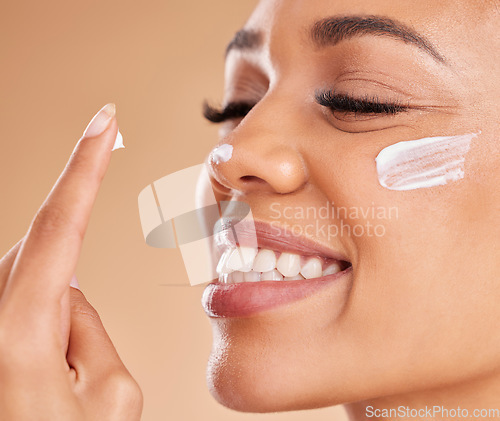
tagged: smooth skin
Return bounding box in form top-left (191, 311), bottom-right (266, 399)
top-left (205, 0), bottom-right (500, 418)
top-left (0, 106), bottom-right (142, 420)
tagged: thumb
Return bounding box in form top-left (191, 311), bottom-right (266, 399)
top-left (66, 288), bottom-right (143, 420)
top-left (66, 288), bottom-right (125, 377)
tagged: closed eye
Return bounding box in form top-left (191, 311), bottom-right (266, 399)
top-left (315, 90), bottom-right (409, 115)
top-left (202, 91), bottom-right (409, 125)
top-left (203, 101), bottom-right (256, 123)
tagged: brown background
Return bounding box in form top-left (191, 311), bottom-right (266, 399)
top-left (0, 1), bottom-right (347, 420)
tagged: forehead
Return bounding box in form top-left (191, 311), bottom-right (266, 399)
top-left (247, 0), bottom-right (493, 27)
top-left (243, 0), bottom-right (497, 65)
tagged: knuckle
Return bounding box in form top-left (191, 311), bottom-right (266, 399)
top-left (71, 300), bottom-right (101, 323)
top-left (67, 146), bottom-right (103, 184)
top-left (105, 371), bottom-right (144, 406)
top-left (32, 203), bottom-right (78, 240)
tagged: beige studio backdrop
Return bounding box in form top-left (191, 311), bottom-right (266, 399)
top-left (0, 1), bottom-right (348, 420)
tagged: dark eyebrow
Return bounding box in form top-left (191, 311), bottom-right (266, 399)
top-left (226, 15), bottom-right (446, 64)
top-left (225, 29), bottom-right (262, 57)
top-left (311, 15), bottom-right (446, 64)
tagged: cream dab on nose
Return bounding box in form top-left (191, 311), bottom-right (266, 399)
top-left (211, 144), bottom-right (233, 164)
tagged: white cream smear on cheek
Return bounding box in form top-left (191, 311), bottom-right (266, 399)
top-left (375, 132), bottom-right (479, 191)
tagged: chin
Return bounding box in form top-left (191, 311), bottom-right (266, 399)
top-left (207, 364), bottom-right (282, 413)
top-left (206, 355), bottom-right (311, 413)
top-left (205, 320), bottom-right (347, 414)
top-left (205, 326), bottom-right (283, 413)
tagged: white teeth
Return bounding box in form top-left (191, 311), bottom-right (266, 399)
top-left (217, 246), bottom-right (347, 283)
top-left (226, 247), bottom-right (257, 272)
top-left (252, 249), bottom-right (277, 272)
top-left (300, 257), bottom-right (323, 279)
top-left (284, 274), bottom-right (305, 281)
top-left (232, 271), bottom-right (244, 283)
top-left (216, 249), bottom-right (234, 274)
top-left (244, 271), bottom-right (261, 282)
top-left (225, 249), bottom-right (242, 272)
top-left (240, 247), bottom-right (258, 271)
top-left (261, 269), bottom-right (284, 281)
top-left (219, 273), bottom-right (229, 283)
top-left (276, 252), bottom-right (301, 277)
top-left (322, 262), bottom-right (342, 276)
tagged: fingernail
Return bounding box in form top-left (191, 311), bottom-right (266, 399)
top-left (70, 274), bottom-right (80, 290)
top-left (83, 103), bottom-right (116, 138)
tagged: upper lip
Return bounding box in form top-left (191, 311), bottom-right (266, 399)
top-left (213, 219), bottom-right (350, 263)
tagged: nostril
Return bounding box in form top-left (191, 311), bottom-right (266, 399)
top-left (240, 175), bottom-right (266, 184)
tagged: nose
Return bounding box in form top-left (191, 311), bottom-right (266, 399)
top-left (208, 107), bottom-right (308, 196)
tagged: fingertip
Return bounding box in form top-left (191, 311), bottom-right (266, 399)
top-left (70, 274), bottom-right (80, 290)
top-left (83, 103), bottom-right (116, 139)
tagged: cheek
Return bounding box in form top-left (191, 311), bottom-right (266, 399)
top-left (310, 136), bottom-right (500, 389)
top-left (350, 187), bottom-right (500, 389)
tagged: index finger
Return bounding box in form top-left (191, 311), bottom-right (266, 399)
top-left (2, 104), bottom-right (120, 318)
top-left (0, 237), bottom-right (24, 294)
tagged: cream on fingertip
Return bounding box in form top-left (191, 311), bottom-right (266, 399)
top-left (112, 130), bottom-right (125, 151)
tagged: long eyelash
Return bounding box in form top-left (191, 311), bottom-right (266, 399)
top-left (202, 92), bottom-right (407, 124)
top-left (315, 90), bottom-right (409, 114)
top-left (203, 101), bottom-right (255, 123)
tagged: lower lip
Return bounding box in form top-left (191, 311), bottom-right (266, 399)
top-left (202, 267), bottom-right (352, 318)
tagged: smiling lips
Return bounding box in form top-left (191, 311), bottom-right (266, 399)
top-left (201, 221), bottom-right (352, 317)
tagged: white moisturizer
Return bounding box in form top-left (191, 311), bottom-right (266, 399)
top-left (375, 133), bottom-right (478, 191)
top-left (211, 144), bottom-right (233, 164)
top-left (112, 130), bottom-right (124, 151)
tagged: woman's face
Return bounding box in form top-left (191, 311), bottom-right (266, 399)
top-left (202, 0), bottom-right (500, 412)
